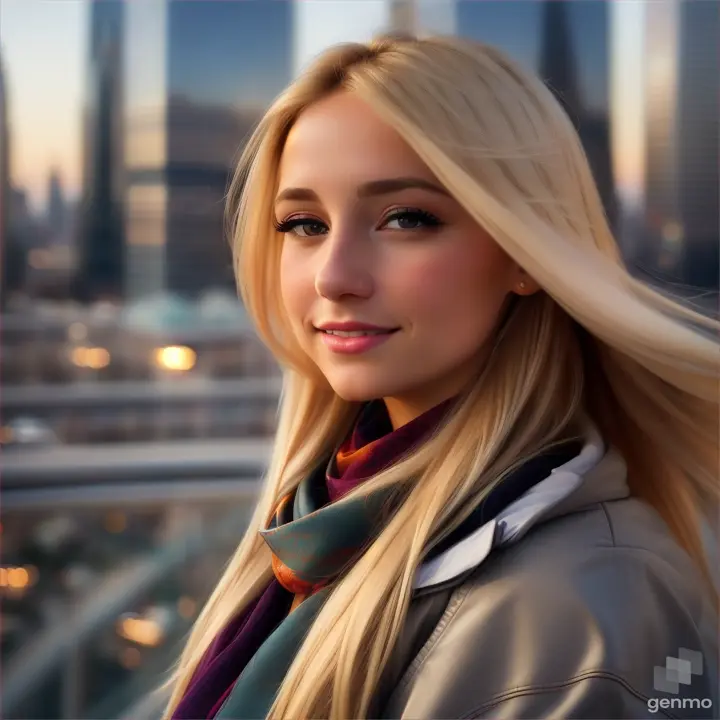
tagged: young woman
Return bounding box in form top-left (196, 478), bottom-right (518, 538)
top-left (163, 35), bottom-right (718, 719)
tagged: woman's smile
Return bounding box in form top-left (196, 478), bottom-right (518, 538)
top-left (318, 327), bottom-right (399, 354)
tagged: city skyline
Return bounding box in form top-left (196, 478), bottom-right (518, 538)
top-left (3, 0), bottom-right (644, 215)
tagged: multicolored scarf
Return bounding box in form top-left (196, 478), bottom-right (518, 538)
top-left (173, 398), bottom-right (453, 720)
top-left (266, 399), bottom-right (453, 610)
top-left (214, 400), bottom-right (453, 719)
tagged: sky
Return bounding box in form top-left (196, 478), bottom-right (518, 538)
top-left (1, 0), bottom-right (646, 215)
top-left (1, 0), bottom-right (88, 214)
top-left (610, 0), bottom-right (646, 208)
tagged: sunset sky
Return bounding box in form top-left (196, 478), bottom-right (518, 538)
top-left (1, 0), bottom-right (646, 215)
top-left (1, 0), bottom-right (88, 214)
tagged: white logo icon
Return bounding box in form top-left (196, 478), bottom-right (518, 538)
top-left (653, 648), bottom-right (703, 694)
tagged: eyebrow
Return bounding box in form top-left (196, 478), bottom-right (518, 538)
top-left (274, 177), bottom-right (450, 205)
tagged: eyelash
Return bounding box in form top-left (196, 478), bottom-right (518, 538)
top-left (273, 208), bottom-right (443, 237)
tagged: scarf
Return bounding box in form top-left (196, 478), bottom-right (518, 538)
top-left (267, 398), bottom-right (453, 608)
top-left (172, 398), bottom-right (453, 720)
top-left (174, 396), bottom-right (581, 720)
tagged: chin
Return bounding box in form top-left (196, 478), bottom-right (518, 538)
top-left (328, 383), bottom-right (380, 404)
top-left (324, 370), bottom-right (399, 404)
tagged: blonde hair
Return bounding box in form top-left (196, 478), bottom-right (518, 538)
top-left (163, 35), bottom-right (719, 719)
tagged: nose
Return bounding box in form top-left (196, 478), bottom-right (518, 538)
top-left (314, 230), bottom-right (374, 301)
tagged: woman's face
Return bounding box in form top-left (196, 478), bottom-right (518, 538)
top-left (277, 92), bottom-right (528, 427)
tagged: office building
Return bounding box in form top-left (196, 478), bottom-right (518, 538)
top-left (641, 0), bottom-right (719, 288)
top-left (47, 169), bottom-right (67, 240)
top-left (456, 0), bottom-right (615, 226)
top-left (124, 0), bottom-right (293, 300)
top-left (0, 47), bottom-right (8, 249)
top-left (76, 0), bottom-right (126, 301)
top-left (0, 46), bottom-right (25, 306)
top-left (388, 0), bottom-right (456, 36)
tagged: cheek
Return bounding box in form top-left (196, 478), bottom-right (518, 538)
top-left (405, 243), bottom-right (512, 333)
top-left (279, 247), bottom-right (311, 324)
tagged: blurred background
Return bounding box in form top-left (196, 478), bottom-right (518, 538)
top-left (0, 1), bottom-right (717, 718)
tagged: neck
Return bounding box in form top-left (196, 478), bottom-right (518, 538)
top-left (383, 397), bottom-right (429, 429)
top-left (382, 353), bottom-right (487, 429)
top-left (383, 392), bottom-right (457, 430)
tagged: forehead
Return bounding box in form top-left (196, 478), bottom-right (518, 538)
top-left (278, 92), bottom-right (436, 187)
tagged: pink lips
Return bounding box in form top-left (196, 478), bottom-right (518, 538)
top-left (319, 331), bottom-right (396, 354)
top-left (315, 322), bottom-right (399, 355)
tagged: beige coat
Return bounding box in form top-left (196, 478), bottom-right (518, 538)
top-left (373, 435), bottom-right (718, 719)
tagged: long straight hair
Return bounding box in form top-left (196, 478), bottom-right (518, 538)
top-left (163, 35), bottom-right (719, 719)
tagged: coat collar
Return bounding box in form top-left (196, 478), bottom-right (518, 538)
top-left (413, 426), bottom-right (629, 592)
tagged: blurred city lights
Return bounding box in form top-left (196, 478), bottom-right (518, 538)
top-left (117, 616), bottom-right (164, 647)
top-left (105, 511), bottom-right (127, 534)
top-left (153, 345), bottom-right (197, 372)
top-left (70, 346), bottom-right (111, 369)
top-left (64, 564), bottom-right (96, 592)
top-left (177, 596), bottom-right (198, 619)
top-left (67, 322), bottom-right (88, 341)
top-left (119, 647), bottom-right (143, 670)
top-left (0, 426), bottom-right (14, 444)
top-left (27, 249), bottom-right (52, 269)
top-left (0, 566), bottom-right (36, 590)
top-left (661, 221), bottom-right (684, 245)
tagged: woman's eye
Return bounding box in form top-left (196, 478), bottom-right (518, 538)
top-left (381, 209), bottom-right (443, 231)
top-left (294, 221), bottom-right (326, 237)
top-left (275, 218), bottom-right (327, 237)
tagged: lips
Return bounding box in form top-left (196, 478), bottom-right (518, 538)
top-left (320, 329), bottom-right (395, 337)
top-left (318, 328), bottom-right (398, 354)
top-left (315, 321), bottom-right (399, 335)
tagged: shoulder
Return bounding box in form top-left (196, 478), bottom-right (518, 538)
top-left (388, 500), bottom-right (718, 719)
top-left (478, 496), bottom-right (712, 620)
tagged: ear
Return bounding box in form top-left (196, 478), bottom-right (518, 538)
top-left (512, 269), bottom-right (541, 296)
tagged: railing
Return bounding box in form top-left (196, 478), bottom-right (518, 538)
top-left (4, 502), bottom-right (260, 719)
top-left (1, 441), bottom-right (271, 719)
top-left (1, 376), bottom-right (282, 412)
top-left (2, 438), bottom-right (273, 509)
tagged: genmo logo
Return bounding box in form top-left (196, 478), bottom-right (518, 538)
top-left (648, 648), bottom-right (713, 714)
top-left (647, 697), bottom-right (713, 714)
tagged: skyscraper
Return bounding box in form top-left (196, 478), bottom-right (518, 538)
top-left (0, 46), bottom-right (9, 258)
top-left (539, 0), bottom-right (581, 119)
top-left (47, 169), bottom-right (67, 240)
top-left (123, 0), bottom-right (293, 300)
top-left (76, 0), bottom-right (125, 301)
top-left (0, 45), bottom-right (23, 307)
top-left (538, 0), bottom-right (615, 225)
top-left (642, 0), bottom-right (719, 289)
top-left (388, 0), bottom-right (456, 36)
top-left (450, 1), bottom-right (616, 226)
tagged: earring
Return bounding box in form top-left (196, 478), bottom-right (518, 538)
top-left (518, 281), bottom-right (527, 292)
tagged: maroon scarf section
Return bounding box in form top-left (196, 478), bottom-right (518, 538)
top-left (172, 397), bottom-right (455, 720)
top-left (326, 397), bottom-right (455, 501)
top-left (172, 581), bottom-right (291, 720)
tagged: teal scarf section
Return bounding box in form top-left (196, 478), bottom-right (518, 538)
top-left (214, 587), bottom-right (330, 719)
top-left (214, 469), bottom-right (396, 719)
top-left (261, 463), bottom-right (396, 584)
top-left (213, 399), bottom-right (454, 719)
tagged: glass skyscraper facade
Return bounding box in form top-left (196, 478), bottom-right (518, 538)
top-left (0, 48), bottom-right (12, 305)
top-left (77, 0), bottom-right (125, 301)
top-left (457, 0), bottom-right (615, 225)
top-left (124, 0), bottom-right (293, 300)
top-left (641, 0), bottom-right (719, 288)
